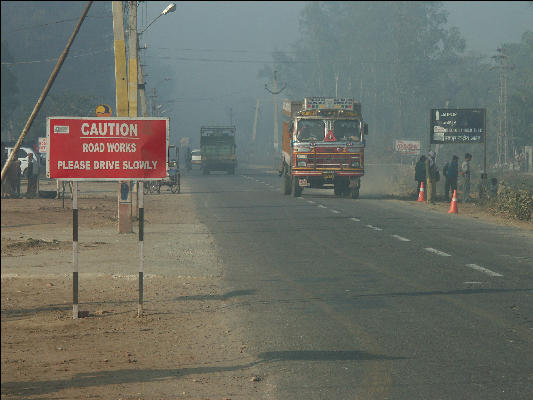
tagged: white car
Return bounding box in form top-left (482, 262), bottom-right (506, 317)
top-left (191, 149), bottom-right (202, 166)
top-left (6, 146), bottom-right (39, 177)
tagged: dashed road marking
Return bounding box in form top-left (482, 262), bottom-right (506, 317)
top-left (317, 204), bottom-right (327, 208)
top-left (350, 217), bottom-right (360, 222)
top-left (307, 200), bottom-right (315, 204)
top-left (330, 210), bottom-right (340, 214)
top-left (391, 234), bottom-right (410, 242)
top-left (366, 225), bottom-right (383, 231)
top-left (424, 248), bottom-right (451, 257)
top-left (465, 264), bottom-right (503, 277)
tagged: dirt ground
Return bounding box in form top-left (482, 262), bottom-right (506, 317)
top-left (1, 176), bottom-right (530, 400)
top-left (1, 179), bottom-right (265, 400)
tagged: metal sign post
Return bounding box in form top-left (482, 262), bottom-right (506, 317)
top-left (138, 181), bottom-right (144, 317)
top-left (72, 181), bottom-right (79, 319)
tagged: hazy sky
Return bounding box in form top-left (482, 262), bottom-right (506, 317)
top-left (138, 1), bottom-right (532, 148)
top-left (444, 1), bottom-right (533, 53)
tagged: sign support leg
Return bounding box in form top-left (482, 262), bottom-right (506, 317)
top-left (72, 181), bottom-right (79, 319)
top-left (138, 181), bottom-right (144, 317)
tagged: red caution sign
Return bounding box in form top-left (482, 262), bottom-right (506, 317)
top-left (46, 117), bottom-right (168, 180)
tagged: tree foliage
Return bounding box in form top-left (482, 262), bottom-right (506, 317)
top-left (267, 1), bottom-right (532, 165)
top-left (1, 41), bottom-right (19, 130)
top-left (0, 1), bottom-right (114, 143)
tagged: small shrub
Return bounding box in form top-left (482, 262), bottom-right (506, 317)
top-left (490, 183), bottom-right (533, 222)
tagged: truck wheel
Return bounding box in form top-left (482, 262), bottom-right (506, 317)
top-left (171, 184), bottom-right (179, 193)
top-left (283, 173), bottom-right (291, 195)
top-left (350, 186), bottom-right (360, 199)
top-left (292, 177), bottom-right (302, 197)
top-left (143, 184), bottom-right (150, 195)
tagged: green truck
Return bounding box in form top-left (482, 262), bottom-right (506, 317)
top-left (200, 126), bottom-right (237, 175)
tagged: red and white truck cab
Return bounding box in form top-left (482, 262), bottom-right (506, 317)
top-left (280, 97), bottom-right (368, 198)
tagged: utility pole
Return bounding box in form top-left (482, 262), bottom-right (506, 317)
top-left (335, 73), bottom-right (339, 97)
top-left (252, 99), bottom-right (260, 143)
top-left (113, 1), bottom-right (133, 233)
top-left (229, 107), bottom-right (233, 125)
top-left (492, 47), bottom-right (512, 166)
top-left (128, 1), bottom-right (140, 220)
top-left (138, 59), bottom-right (148, 117)
top-left (265, 70), bottom-right (286, 153)
top-left (149, 88), bottom-right (157, 117)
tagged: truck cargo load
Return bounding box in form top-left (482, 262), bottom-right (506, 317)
top-left (200, 126), bottom-right (237, 175)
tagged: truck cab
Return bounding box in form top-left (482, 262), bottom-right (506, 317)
top-left (281, 97), bottom-right (368, 198)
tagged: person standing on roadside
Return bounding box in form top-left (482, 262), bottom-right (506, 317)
top-left (26, 152), bottom-right (38, 198)
top-left (461, 153), bottom-right (472, 203)
top-left (443, 160), bottom-right (450, 202)
top-left (447, 155), bottom-right (459, 201)
top-left (425, 151), bottom-right (439, 204)
top-left (414, 155), bottom-right (426, 198)
top-left (14, 160), bottom-right (21, 197)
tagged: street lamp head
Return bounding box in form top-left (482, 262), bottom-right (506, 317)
top-left (161, 3), bottom-right (176, 15)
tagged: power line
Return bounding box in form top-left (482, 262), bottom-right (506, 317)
top-left (149, 55), bottom-right (305, 64)
top-left (1, 47), bottom-right (113, 66)
top-left (153, 47), bottom-right (300, 55)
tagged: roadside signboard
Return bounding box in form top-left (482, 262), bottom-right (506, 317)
top-left (430, 108), bottom-right (486, 144)
top-left (395, 139), bottom-right (420, 155)
top-left (46, 117), bottom-right (168, 180)
top-left (38, 137), bottom-right (47, 153)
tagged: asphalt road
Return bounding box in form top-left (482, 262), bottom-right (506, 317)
top-left (183, 165), bottom-right (533, 400)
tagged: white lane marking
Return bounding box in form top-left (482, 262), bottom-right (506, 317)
top-left (307, 200), bottom-right (315, 204)
top-left (424, 248), bottom-right (451, 257)
top-left (350, 217), bottom-right (360, 222)
top-left (317, 204), bottom-right (327, 208)
top-left (297, 197), bottom-right (305, 200)
top-left (465, 264), bottom-right (503, 277)
top-left (330, 210), bottom-right (340, 214)
top-left (366, 225), bottom-right (383, 231)
top-left (392, 234), bottom-right (410, 242)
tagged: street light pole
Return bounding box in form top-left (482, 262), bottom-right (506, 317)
top-left (265, 70), bottom-right (286, 153)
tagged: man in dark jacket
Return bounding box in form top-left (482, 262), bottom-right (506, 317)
top-left (445, 155), bottom-right (459, 201)
top-left (414, 155), bottom-right (426, 197)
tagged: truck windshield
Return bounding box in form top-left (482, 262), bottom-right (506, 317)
top-left (296, 120), bottom-right (325, 142)
top-left (333, 120), bottom-right (360, 141)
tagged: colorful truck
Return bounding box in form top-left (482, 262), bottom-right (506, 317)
top-left (200, 126), bottom-right (237, 175)
top-left (280, 97), bottom-right (368, 198)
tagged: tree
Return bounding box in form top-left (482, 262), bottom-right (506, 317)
top-left (1, 41), bottom-right (19, 132)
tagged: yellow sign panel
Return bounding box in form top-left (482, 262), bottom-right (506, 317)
top-left (95, 104), bottom-right (112, 117)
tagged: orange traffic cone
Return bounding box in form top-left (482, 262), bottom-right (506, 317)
top-left (417, 181), bottom-right (425, 202)
top-left (448, 189), bottom-right (458, 214)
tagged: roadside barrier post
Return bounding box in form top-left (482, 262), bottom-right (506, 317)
top-left (72, 181), bottom-right (79, 319)
top-left (138, 181), bottom-right (144, 317)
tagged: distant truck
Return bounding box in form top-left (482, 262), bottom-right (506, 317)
top-left (280, 97), bottom-right (368, 198)
top-left (200, 126), bottom-right (237, 175)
